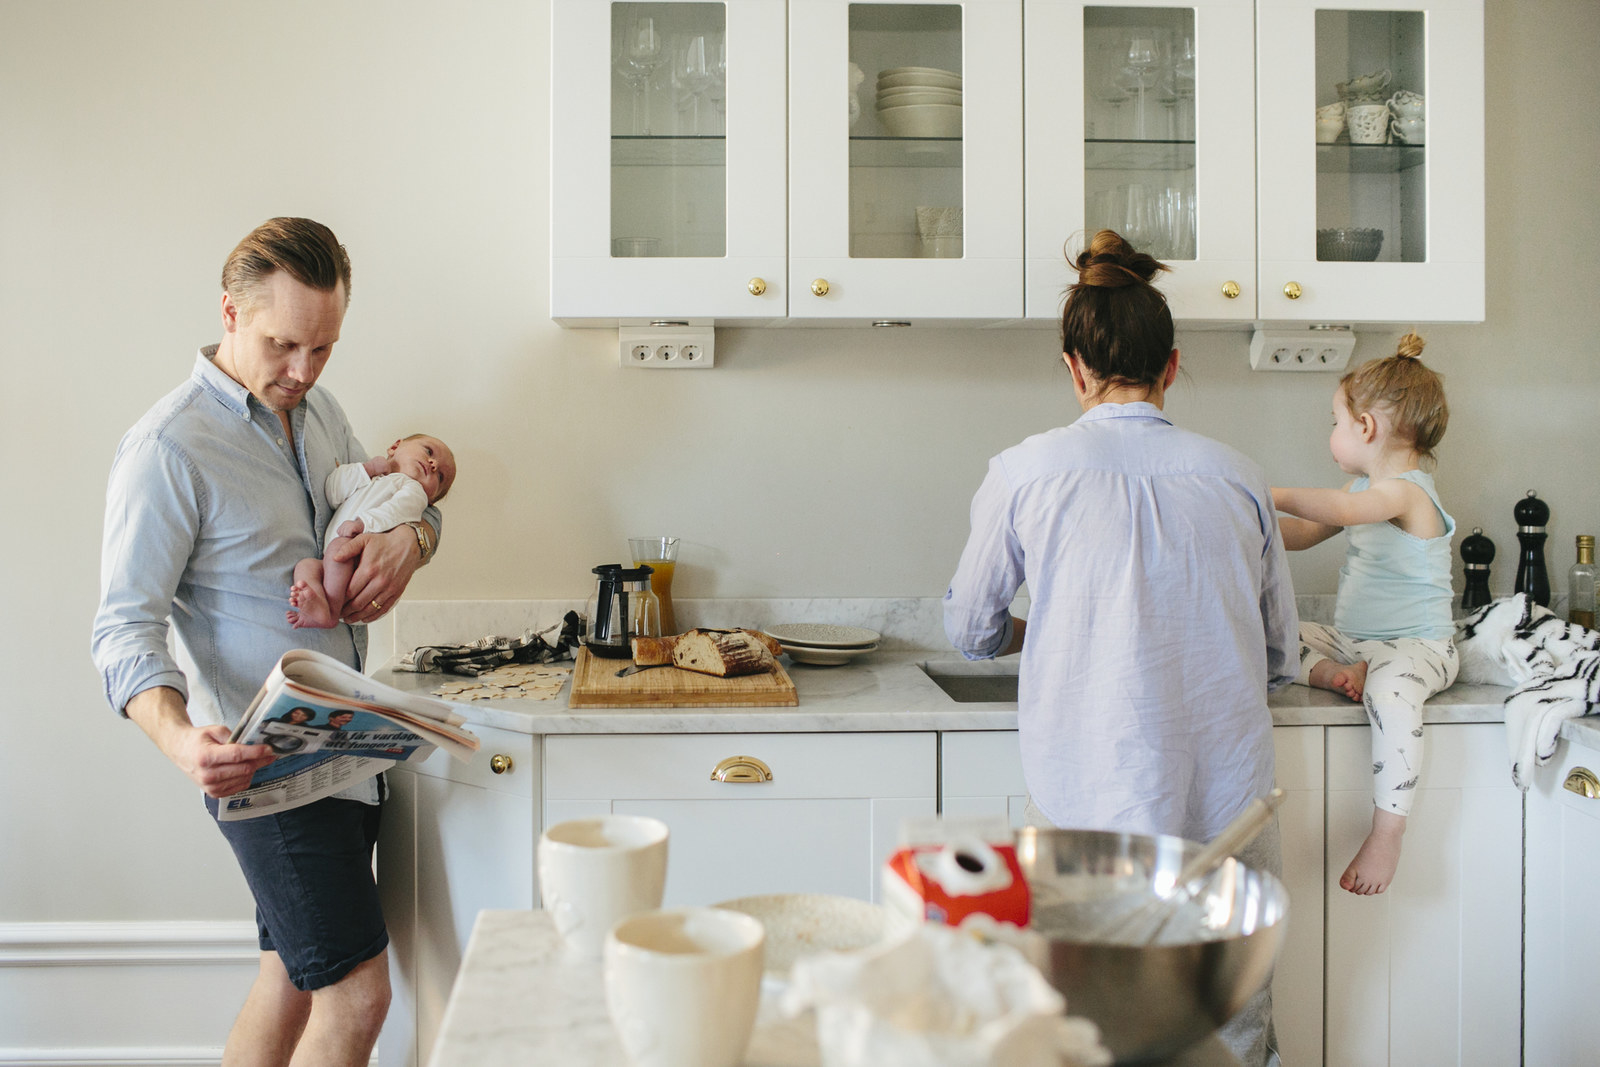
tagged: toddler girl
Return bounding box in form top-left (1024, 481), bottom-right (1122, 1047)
top-left (1273, 333), bottom-right (1456, 895)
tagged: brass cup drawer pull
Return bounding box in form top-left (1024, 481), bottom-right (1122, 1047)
top-left (710, 755), bottom-right (774, 783)
top-left (489, 754), bottom-right (514, 775)
top-left (1564, 767), bottom-right (1599, 799)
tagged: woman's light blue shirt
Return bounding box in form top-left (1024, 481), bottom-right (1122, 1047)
top-left (944, 402), bottom-right (1298, 842)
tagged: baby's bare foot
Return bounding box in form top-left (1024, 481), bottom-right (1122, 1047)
top-left (1340, 808), bottom-right (1406, 895)
top-left (287, 579), bottom-right (337, 629)
top-left (1310, 658), bottom-right (1367, 702)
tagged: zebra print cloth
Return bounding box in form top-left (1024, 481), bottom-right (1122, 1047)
top-left (1456, 594), bottom-right (1600, 789)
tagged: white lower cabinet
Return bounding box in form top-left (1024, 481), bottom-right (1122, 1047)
top-left (1524, 733), bottom-right (1600, 1066)
top-left (1324, 723), bottom-right (1521, 1067)
top-left (544, 732), bottom-right (937, 906)
top-left (379, 725), bottom-right (539, 1067)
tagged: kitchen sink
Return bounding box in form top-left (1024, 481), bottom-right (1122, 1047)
top-left (919, 661), bottom-right (1019, 703)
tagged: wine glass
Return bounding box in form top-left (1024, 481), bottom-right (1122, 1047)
top-left (615, 16), bottom-right (664, 135)
top-left (1171, 35), bottom-right (1197, 142)
top-left (1121, 33), bottom-right (1159, 140)
top-left (708, 32), bottom-right (727, 134)
top-left (675, 34), bottom-right (713, 135)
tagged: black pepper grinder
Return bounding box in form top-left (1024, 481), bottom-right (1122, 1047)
top-left (1514, 490), bottom-right (1551, 607)
top-left (1460, 527), bottom-right (1495, 611)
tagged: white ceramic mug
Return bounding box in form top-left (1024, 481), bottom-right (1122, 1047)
top-left (1390, 115), bottom-right (1426, 143)
top-left (1315, 117), bottom-right (1344, 144)
top-left (1346, 103), bottom-right (1390, 144)
top-left (605, 907), bottom-right (765, 1067)
top-left (538, 815), bottom-right (669, 957)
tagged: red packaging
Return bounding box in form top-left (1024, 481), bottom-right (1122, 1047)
top-left (881, 817), bottom-right (1031, 930)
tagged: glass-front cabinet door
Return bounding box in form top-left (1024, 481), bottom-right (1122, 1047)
top-left (1025, 0), bottom-right (1257, 322)
top-left (551, 0), bottom-right (787, 325)
top-left (788, 0), bottom-right (1023, 321)
top-left (1257, 0), bottom-right (1484, 323)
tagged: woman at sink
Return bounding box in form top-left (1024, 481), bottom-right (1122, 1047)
top-left (943, 229), bottom-right (1299, 1067)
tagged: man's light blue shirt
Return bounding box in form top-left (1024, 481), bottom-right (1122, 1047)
top-left (944, 402), bottom-right (1298, 842)
top-left (92, 349), bottom-right (441, 799)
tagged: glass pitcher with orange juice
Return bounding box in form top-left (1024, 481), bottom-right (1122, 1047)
top-left (628, 536), bottom-right (679, 634)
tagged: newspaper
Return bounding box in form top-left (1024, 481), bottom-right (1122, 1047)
top-left (219, 648), bottom-right (479, 821)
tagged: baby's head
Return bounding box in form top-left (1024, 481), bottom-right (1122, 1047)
top-left (1338, 332), bottom-right (1449, 465)
top-left (389, 434), bottom-right (456, 503)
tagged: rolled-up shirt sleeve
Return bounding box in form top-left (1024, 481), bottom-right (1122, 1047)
top-left (1256, 488), bottom-right (1301, 692)
top-left (944, 457), bottom-right (1024, 660)
top-left (91, 434), bottom-right (199, 715)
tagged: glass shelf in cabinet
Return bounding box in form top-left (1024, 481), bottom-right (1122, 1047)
top-left (1315, 143), bottom-right (1425, 174)
top-left (1084, 139), bottom-right (1196, 172)
top-left (610, 135), bottom-right (727, 167)
top-left (848, 136), bottom-right (962, 168)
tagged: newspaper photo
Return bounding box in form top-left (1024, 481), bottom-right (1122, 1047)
top-left (220, 648), bottom-right (479, 821)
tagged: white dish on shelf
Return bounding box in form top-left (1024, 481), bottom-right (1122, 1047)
top-left (878, 69), bottom-right (963, 92)
top-left (781, 642), bottom-right (880, 667)
top-left (764, 623), bottom-right (882, 649)
top-left (877, 103), bottom-right (963, 138)
top-left (876, 87), bottom-right (962, 108)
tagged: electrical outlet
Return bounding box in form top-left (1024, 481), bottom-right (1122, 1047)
top-left (1249, 328), bottom-right (1356, 372)
top-left (619, 326), bottom-right (715, 369)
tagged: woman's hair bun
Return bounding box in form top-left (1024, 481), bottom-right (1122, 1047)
top-left (1071, 228), bottom-right (1169, 290)
top-left (1395, 331), bottom-right (1427, 359)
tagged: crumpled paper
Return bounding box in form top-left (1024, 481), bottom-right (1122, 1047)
top-left (781, 923), bottom-right (1111, 1067)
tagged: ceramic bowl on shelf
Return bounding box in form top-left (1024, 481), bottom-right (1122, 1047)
top-left (1335, 69), bottom-right (1392, 104)
top-left (1316, 226), bottom-right (1384, 261)
top-left (877, 103), bottom-right (963, 138)
top-left (877, 65), bottom-right (962, 91)
top-left (876, 87), bottom-right (962, 108)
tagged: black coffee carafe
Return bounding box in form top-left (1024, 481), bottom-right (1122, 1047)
top-left (584, 564), bottom-right (661, 658)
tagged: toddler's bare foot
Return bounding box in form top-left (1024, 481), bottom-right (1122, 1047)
top-left (1310, 658), bottom-right (1367, 701)
top-left (1340, 808), bottom-right (1406, 895)
top-left (287, 579), bottom-right (337, 629)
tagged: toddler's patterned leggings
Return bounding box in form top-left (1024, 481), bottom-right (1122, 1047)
top-left (1295, 622), bottom-right (1459, 816)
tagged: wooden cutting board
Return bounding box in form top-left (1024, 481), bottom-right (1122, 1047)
top-left (567, 647), bottom-right (799, 708)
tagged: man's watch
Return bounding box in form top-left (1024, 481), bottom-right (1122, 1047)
top-left (403, 521), bottom-right (435, 565)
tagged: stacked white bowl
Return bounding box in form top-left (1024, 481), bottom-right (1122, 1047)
top-left (875, 66), bottom-right (962, 138)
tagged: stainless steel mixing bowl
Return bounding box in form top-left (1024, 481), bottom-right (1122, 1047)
top-left (1015, 827), bottom-right (1289, 1064)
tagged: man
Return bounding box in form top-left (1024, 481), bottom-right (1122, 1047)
top-left (92, 218), bottom-right (445, 1066)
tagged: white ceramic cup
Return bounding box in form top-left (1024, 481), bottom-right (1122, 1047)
top-left (1346, 103), bottom-right (1390, 144)
top-left (1390, 115), bottom-right (1426, 143)
top-left (538, 815), bottom-right (669, 957)
top-left (1315, 118), bottom-right (1344, 144)
top-left (605, 907), bottom-right (766, 1067)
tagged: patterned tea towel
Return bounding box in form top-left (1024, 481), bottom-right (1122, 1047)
top-left (1455, 595), bottom-right (1600, 789)
top-left (395, 611), bottom-right (583, 676)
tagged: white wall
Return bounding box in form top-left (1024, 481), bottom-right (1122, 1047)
top-left (2, 0), bottom-right (1595, 936)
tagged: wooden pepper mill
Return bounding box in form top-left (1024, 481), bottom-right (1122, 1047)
top-left (1514, 490), bottom-right (1551, 607)
top-left (1460, 526), bottom-right (1495, 611)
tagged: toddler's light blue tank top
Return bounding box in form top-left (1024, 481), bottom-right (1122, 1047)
top-left (1334, 470), bottom-right (1456, 642)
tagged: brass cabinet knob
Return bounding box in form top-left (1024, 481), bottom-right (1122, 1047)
top-left (1564, 767), bottom-right (1599, 799)
top-left (747, 277), bottom-right (767, 296)
top-left (1221, 280), bottom-right (1241, 300)
top-left (811, 278), bottom-right (830, 297)
top-left (1283, 281), bottom-right (1303, 300)
top-left (710, 755), bottom-right (774, 783)
top-left (489, 753), bottom-right (514, 775)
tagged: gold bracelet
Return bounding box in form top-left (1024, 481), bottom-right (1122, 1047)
top-left (404, 521), bottom-right (435, 564)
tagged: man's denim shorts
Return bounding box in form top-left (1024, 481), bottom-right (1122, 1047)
top-left (206, 790), bottom-right (389, 992)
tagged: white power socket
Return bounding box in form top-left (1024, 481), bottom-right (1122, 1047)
top-left (1249, 328), bottom-right (1357, 372)
top-left (619, 325), bottom-right (715, 369)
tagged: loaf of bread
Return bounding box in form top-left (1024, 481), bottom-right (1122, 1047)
top-left (670, 629), bottom-right (777, 677)
top-left (629, 635), bottom-right (678, 665)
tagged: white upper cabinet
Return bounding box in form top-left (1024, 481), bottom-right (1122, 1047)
top-left (551, 0), bottom-right (789, 326)
top-left (788, 0), bottom-right (1024, 321)
top-left (550, 0), bottom-right (1482, 326)
top-left (1256, 0), bottom-right (1485, 323)
top-left (1025, 0), bottom-right (1258, 322)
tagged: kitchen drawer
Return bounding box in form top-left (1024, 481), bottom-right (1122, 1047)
top-left (545, 732), bottom-right (935, 802)
top-left (401, 723), bottom-right (537, 798)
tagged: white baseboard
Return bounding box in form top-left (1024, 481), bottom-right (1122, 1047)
top-left (0, 921), bottom-right (256, 1066)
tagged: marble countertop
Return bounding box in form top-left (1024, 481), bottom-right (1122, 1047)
top-left (372, 651), bottom-right (1526, 737)
top-left (428, 909), bottom-right (1240, 1067)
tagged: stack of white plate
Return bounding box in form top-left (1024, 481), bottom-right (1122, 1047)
top-left (876, 66), bottom-right (962, 138)
top-left (764, 623), bottom-right (882, 666)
